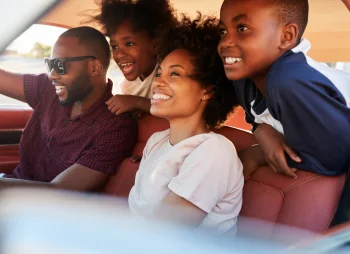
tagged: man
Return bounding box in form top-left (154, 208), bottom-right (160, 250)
top-left (0, 26), bottom-right (137, 191)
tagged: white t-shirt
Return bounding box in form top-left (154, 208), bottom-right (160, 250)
top-left (128, 129), bottom-right (244, 235)
top-left (119, 67), bottom-right (156, 98)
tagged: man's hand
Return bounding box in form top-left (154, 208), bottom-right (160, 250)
top-left (106, 95), bottom-right (151, 115)
top-left (254, 123), bottom-right (301, 179)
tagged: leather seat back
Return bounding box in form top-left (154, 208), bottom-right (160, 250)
top-left (103, 113), bottom-right (345, 236)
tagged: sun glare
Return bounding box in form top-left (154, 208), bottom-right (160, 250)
top-left (6, 24), bottom-right (67, 54)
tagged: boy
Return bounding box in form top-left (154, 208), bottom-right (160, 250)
top-left (218, 0), bottom-right (350, 178)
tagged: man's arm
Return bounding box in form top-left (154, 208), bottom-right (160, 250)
top-left (0, 163), bottom-right (109, 192)
top-left (51, 164), bottom-right (109, 191)
top-left (0, 69), bottom-right (26, 102)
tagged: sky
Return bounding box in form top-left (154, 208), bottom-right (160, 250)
top-left (6, 24), bottom-right (67, 54)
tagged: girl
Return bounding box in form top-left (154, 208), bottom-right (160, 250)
top-left (91, 0), bottom-right (177, 114)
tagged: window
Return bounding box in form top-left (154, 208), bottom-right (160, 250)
top-left (0, 24), bottom-right (123, 107)
top-left (327, 62), bottom-right (350, 73)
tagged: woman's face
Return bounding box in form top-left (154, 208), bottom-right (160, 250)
top-left (150, 49), bottom-right (209, 121)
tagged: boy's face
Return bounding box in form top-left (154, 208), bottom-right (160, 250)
top-left (110, 20), bottom-right (157, 81)
top-left (218, 0), bottom-right (284, 82)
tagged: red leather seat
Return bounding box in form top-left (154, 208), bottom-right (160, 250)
top-left (102, 114), bottom-right (256, 196)
top-left (0, 145), bottom-right (20, 174)
top-left (238, 167), bottom-right (345, 240)
top-left (103, 113), bottom-right (345, 236)
top-left (0, 156), bottom-right (19, 174)
top-left (103, 114), bottom-right (169, 197)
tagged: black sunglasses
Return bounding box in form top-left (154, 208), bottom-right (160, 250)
top-left (44, 56), bottom-right (96, 75)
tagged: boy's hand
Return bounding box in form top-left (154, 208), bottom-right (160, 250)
top-left (254, 123), bottom-right (302, 179)
top-left (106, 95), bottom-right (150, 115)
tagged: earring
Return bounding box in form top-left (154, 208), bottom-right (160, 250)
top-left (202, 95), bottom-right (207, 99)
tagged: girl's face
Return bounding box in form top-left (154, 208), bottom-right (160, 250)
top-left (110, 20), bottom-right (157, 81)
top-left (150, 49), bottom-right (209, 121)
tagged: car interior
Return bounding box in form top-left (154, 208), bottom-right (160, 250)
top-left (0, 0), bottom-right (349, 247)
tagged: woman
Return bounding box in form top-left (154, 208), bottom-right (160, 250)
top-left (128, 14), bottom-right (244, 235)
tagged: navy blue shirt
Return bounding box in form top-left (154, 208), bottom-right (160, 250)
top-left (234, 39), bottom-right (350, 176)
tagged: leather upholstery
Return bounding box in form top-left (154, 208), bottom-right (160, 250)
top-left (103, 113), bottom-right (346, 236)
top-left (0, 110), bottom-right (344, 235)
top-left (238, 167), bottom-right (345, 239)
top-left (0, 108), bottom-right (32, 173)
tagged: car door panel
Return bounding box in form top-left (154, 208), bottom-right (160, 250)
top-left (0, 108), bottom-right (32, 173)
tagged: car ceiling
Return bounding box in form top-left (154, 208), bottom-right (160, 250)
top-left (39, 0), bottom-right (350, 62)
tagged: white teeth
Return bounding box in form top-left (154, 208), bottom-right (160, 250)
top-left (225, 57), bottom-right (242, 64)
top-left (55, 86), bottom-right (65, 91)
top-left (152, 93), bottom-right (170, 100)
top-left (119, 63), bottom-right (133, 67)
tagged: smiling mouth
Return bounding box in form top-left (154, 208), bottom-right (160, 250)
top-left (151, 93), bottom-right (171, 104)
top-left (55, 85), bottom-right (66, 96)
top-left (224, 57), bottom-right (242, 64)
top-left (118, 62), bottom-right (135, 74)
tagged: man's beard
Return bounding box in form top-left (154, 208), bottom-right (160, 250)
top-left (59, 72), bottom-right (93, 106)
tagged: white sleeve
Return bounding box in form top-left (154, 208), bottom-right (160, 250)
top-left (168, 136), bottom-right (243, 213)
top-left (119, 78), bottom-right (129, 95)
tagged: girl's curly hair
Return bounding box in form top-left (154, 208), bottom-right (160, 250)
top-left (88, 0), bottom-right (177, 38)
top-left (157, 13), bottom-right (239, 130)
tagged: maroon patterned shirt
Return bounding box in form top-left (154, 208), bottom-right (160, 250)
top-left (7, 74), bottom-right (137, 182)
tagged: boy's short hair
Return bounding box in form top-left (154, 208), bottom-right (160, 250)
top-left (91, 0), bottom-right (177, 38)
top-left (271, 0), bottom-right (309, 42)
top-left (60, 26), bottom-right (111, 70)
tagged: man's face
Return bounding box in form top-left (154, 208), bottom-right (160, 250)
top-left (48, 37), bottom-right (93, 106)
top-left (109, 20), bottom-right (157, 81)
top-left (218, 0), bottom-right (283, 81)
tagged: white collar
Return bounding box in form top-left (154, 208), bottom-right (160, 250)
top-left (291, 38), bottom-right (311, 54)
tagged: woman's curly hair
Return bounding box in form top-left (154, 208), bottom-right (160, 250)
top-left (88, 0), bottom-right (177, 38)
top-left (157, 13), bottom-right (239, 130)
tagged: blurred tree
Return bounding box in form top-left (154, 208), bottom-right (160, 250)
top-left (27, 42), bottom-right (52, 58)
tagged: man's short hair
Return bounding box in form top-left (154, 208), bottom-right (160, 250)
top-left (60, 26), bottom-right (111, 70)
top-left (271, 0), bottom-right (309, 43)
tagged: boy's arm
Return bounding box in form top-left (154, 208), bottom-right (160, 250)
top-left (238, 145), bottom-right (267, 180)
top-left (0, 69), bottom-right (26, 102)
top-left (106, 94), bottom-right (151, 115)
top-left (254, 123), bottom-right (300, 178)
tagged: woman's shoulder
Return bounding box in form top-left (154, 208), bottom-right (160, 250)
top-left (147, 129), bottom-right (171, 145)
top-left (143, 129), bottom-right (170, 157)
top-left (199, 132), bottom-right (236, 150)
top-left (178, 132), bottom-right (238, 159)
